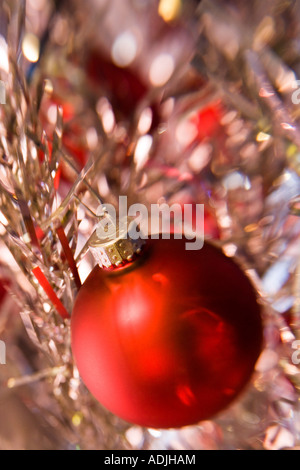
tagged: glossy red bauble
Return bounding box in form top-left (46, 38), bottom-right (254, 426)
top-left (71, 237), bottom-right (263, 429)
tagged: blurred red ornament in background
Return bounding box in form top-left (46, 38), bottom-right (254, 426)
top-left (191, 104), bottom-right (224, 142)
top-left (203, 208), bottom-right (220, 239)
top-left (71, 237), bottom-right (263, 429)
top-left (170, 199), bottom-right (220, 240)
top-left (39, 93), bottom-right (88, 186)
top-left (0, 280), bottom-right (8, 306)
top-left (169, 204), bottom-right (220, 240)
top-left (86, 50), bottom-right (148, 119)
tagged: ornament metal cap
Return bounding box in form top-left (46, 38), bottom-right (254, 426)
top-left (89, 216), bottom-right (146, 269)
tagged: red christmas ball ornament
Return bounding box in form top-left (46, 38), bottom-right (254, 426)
top-left (86, 50), bottom-right (148, 119)
top-left (71, 233), bottom-right (263, 429)
top-left (192, 103), bottom-right (224, 141)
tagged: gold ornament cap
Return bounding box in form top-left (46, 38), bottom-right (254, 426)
top-left (89, 217), bottom-right (146, 269)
